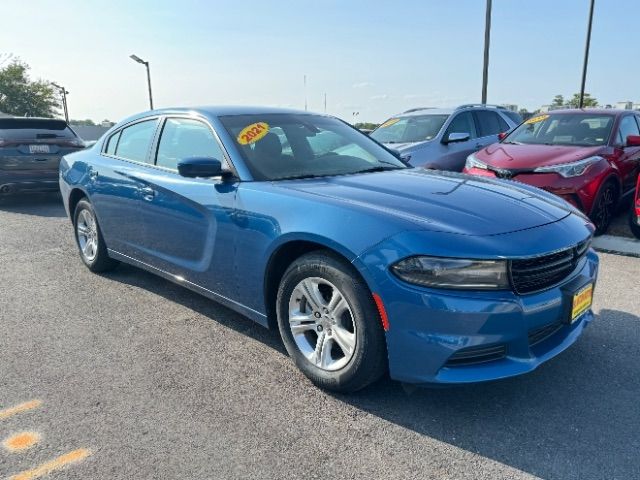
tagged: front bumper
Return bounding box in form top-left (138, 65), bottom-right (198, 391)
top-left (380, 251), bottom-right (597, 384)
top-left (355, 216), bottom-right (599, 385)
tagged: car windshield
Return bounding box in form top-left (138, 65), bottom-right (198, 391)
top-left (219, 113), bottom-right (406, 181)
top-left (504, 113), bottom-right (614, 147)
top-left (370, 114), bottom-right (449, 143)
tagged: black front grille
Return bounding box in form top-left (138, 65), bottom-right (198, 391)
top-left (445, 344), bottom-right (507, 367)
top-left (528, 322), bottom-right (563, 347)
top-left (510, 238), bottom-right (591, 294)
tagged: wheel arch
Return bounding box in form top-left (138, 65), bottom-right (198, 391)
top-left (262, 236), bottom-right (366, 330)
top-left (68, 187), bottom-right (89, 223)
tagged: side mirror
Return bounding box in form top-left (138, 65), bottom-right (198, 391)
top-left (498, 131), bottom-right (508, 141)
top-left (626, 135), bottom-right (640, 147)
top-left (443, 132), bottom-right (470, 144)
top-left (177, 157), bottom-right (224, 178)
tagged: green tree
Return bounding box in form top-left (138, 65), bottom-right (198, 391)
top-left (354, 122), bottom-right (379, 130)
top-left (0, 60), bottom-right (60, 117)
top-left (551, 95), bottom-right (564, 107)
top-left (568, 93), bottom-right (598, 108)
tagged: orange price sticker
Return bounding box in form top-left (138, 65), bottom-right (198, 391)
top-left (379, 118), bottom-right (400, 128)
top-left (237, 122), bottom-right (270, 145)
top-left (524, 114), bottom-right (549, 125)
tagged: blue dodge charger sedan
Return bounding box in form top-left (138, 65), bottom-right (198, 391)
top-left (60, 106), bottom-right (598, 392)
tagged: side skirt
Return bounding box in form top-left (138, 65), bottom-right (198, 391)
top-left (107, 248), bottom-right (270, 328)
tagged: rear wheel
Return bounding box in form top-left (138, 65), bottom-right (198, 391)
top-left (73, 199), bottom-right (119, 272)
top-left (590, 181), bottom-right (618, 235)
top-left (276, 251), bottom-right (387, 392)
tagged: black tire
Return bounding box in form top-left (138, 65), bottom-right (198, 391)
top-left (276, 251), bottom-right (387, 392)
top-left (590, 181), bottom-right (618, 236)
top-left (630, 205), bottom-right (640, 239)
top-left (73, 199), bottom-right (119, 273)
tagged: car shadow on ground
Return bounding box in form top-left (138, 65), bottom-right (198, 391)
top-left (103, 263), bottom-right (288, 355)
top-left (0, 192), bottom-right (67, 218)
top-left (101, 262), bottom-right (639, 479)
top-left (334, 308), bottom-right (640, 479)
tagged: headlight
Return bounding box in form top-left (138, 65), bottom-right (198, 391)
top-left (533, 156), bottom-right (603, 178)
top-left (465, 153), bottom-right (487, 170)
top-left (391, 256), bottom-right (509, 290)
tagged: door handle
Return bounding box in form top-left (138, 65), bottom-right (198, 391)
top-left (139, 186), bottom-right (156, 201)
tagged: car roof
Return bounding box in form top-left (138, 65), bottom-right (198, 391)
top-left (544, 108), bottom-right (632, 115)
top-left (119, 105), bottom-right (321, 125)
top-left (395, 108), bottom-right (454, 118)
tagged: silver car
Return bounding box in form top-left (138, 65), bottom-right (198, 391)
top-left (370, 104), bottom-right (521, 171)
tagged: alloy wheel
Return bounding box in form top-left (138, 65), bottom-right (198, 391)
top-left (76, 208), bottom-right (99, 262)
top-left (288, 277), bottom-right (357, 371)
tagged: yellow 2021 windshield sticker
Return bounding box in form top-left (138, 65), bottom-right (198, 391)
top-left (524, 114), bottom-right (549, 125)
top-left (237, 122), bottom-right (269, 145)
top-left (379, 118), bottom-right (400, 128)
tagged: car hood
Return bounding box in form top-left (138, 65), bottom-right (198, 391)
top-left (382, 140), bottom-right (429, 152)
top-left (477, 143), bottom-right (605, 169)
top-left (277, 169), bottom-right (573, 236)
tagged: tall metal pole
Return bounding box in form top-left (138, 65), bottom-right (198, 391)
top-left (145, 62), bottom-right (154, 110)
top-left (481, 0), bottom-right (492, 104)
top-left (304, 75), bottom-right (307, 111)
top-left (324, 92), bottom-right (327, 113)
top-left (579, 0), bottom-right (595, 109)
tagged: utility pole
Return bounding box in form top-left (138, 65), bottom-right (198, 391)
top-left (481, 0), bottom-right (492, 104)
top-left (324, 92), bottom-right (327, 113)
top-left (304, 75), bottom-right (308, 111)
top-left (579, 0), bottom-right (595, 109)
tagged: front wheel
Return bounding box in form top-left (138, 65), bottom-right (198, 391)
top-left (590, 181), bottom-right (618, 236)
top-left (73, 199), bottom-right (119, 273)
top-left (276, 251), bottom-right (387, 393)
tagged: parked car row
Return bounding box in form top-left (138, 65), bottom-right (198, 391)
top-left (370, 106), bottom-right (640, 235)
top-left (56, 106), bottom-right (598, 392)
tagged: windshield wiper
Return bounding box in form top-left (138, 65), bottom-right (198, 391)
top-left (351, 166), bottom-right (402, 175)
top-left (501, 141), bottom-right (522, 145)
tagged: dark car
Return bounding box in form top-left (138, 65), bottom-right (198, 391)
top-left (0, 117), bottom-right (85, 195)
top-left (464, 109), bottom-right (640, 234)
top-left (59, 106), bottom-right (598, 392)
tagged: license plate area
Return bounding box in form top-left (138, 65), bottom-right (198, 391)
top-left (570, 283), bottom-right (593, 323)
top-left (29, 144), bottom-right (50, 154)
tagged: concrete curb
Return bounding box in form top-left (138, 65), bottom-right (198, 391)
top-left (592, 235), bottom-right (640, 258)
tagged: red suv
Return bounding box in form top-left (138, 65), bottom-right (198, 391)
top-left (463, 109), bottom-right (640, 234)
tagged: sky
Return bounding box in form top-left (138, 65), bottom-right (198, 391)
top-left (2, 0), bottom-right (638, 123)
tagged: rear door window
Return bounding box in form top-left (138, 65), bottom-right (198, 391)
top-left (114, 119), bottom-right (158, 163)
top-left (105, 131), bottom-right (121, 155)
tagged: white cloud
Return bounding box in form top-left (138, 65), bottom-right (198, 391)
top-left (370, 94), bottom-right (389, 100)
top-left (352, 82), bottom-right (373, 88)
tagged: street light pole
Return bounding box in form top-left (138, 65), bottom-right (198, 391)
top-left (481, 0), bottom-right (492, 104)
top-left (130, 54), bottom-right (154, 110)
top-left (579, 0), bottom-right (595, 109)
top-left (51, 82), bottom-right (69, 122)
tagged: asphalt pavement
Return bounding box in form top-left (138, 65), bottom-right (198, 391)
top-left (0, 193), bottom-right (638, 480)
